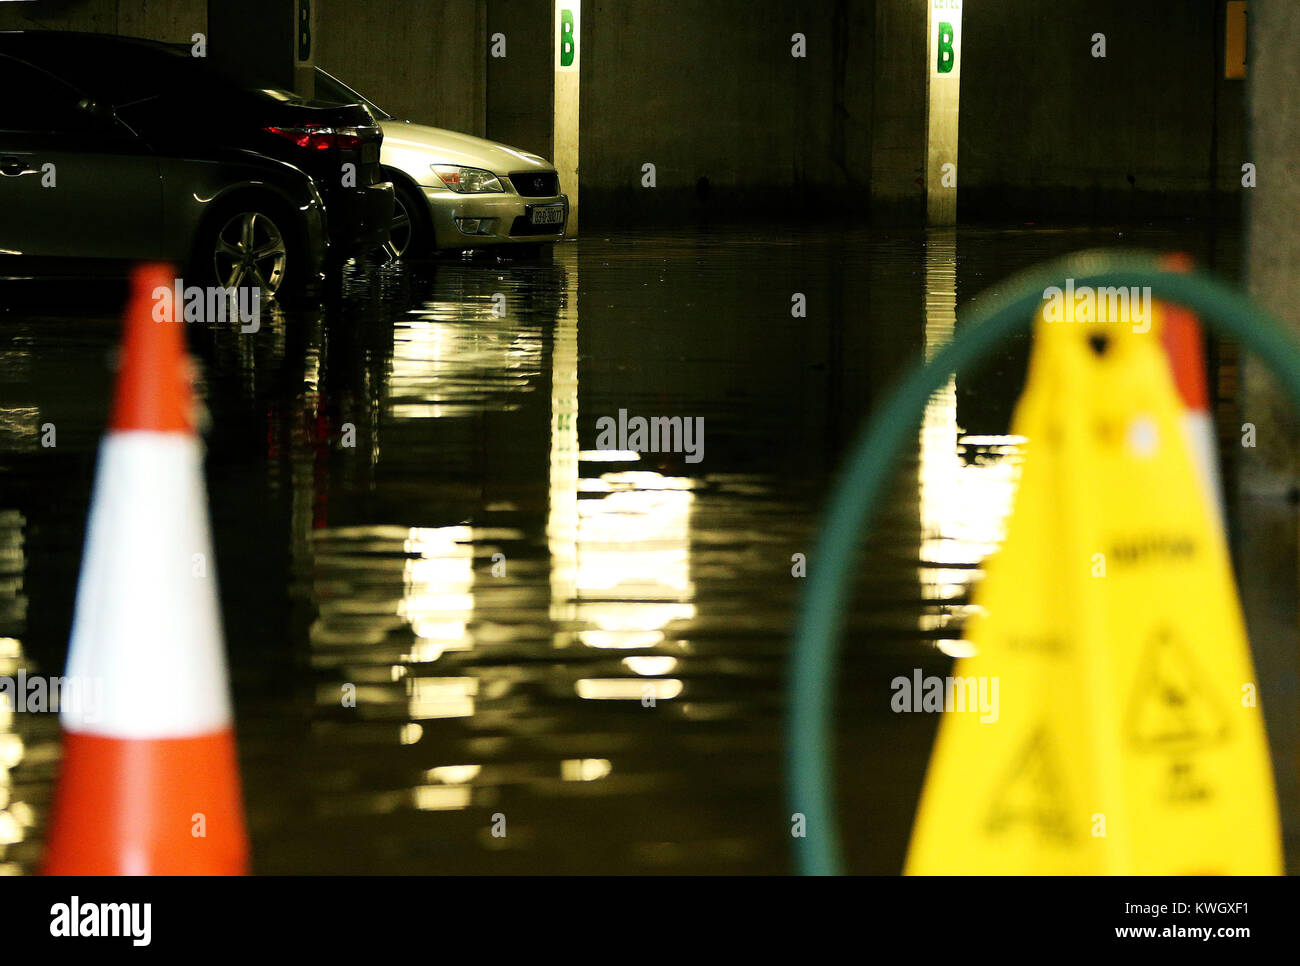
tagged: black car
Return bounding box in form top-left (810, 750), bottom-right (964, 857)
top-left (0, 31), bottom-right (394, 296)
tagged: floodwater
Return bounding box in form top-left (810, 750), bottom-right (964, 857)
top-left (0, 223), bottom-right (1246, 874)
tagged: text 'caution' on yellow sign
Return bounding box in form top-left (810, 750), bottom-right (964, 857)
top-left (904, 294), bottom-right (1283, 875)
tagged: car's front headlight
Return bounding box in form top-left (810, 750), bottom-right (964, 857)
top-left (431, 165), bottom-right (503, 193)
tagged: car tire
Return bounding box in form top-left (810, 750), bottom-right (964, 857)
top-left (193, 197), bottom-right (308, 302)
top-left (382, 178), bottom-right (432, 260)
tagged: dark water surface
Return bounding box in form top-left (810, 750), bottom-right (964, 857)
top-left (0, 223), bottom-right (1241, 874)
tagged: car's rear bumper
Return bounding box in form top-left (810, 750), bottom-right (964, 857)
top-left (420, 186), bottom-right (568, 249)
top-left (325, 181), bottom-right (395, 255)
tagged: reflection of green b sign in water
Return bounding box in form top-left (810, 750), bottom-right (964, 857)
top-left (560, 9), bottom-right (575, 67)
top-left (937, 22), bottom-right (954, 73)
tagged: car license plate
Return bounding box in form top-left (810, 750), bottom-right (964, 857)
top-left (530, 205), bottom-right (565, 226)
top-left (361, 143), bottom-right (379, 164)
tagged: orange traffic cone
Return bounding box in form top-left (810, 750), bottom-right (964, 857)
top-left (42, 264), bottom-right (248, 875)
top-left (1158, 252), bottom-right (1225, 523)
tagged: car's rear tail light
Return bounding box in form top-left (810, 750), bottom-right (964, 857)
top-left (264, 124), bottom-right (363, 151)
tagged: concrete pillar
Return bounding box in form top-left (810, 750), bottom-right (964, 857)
top-left (552, 0), bottom-right (580, 235)
top-left (1240, 0), bottom-right (1300, 867)
top-left (208, 0), bottom-right (316, 99)
top-left (924, 0), bottom-right (961, 225)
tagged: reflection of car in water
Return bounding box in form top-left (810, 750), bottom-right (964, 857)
top-left (313, 68), bottom-right (569, 260)
top-left (0, 32), bottom-right (394, 298)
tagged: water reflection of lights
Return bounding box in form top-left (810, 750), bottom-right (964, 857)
top-left (545, 248), bottom-right (692, 703)
top-left (304, 275), bottom-right (558, 815)
top-left (389, 314), bottom-right (543, 419)
top-left (414, 784), bottom-right (473, 811)
top-left (919, 230), bottom-right (1019, 657)
top-left (561, 758), bottom-right (611, 781)
top-left (308, 523), bottom-right (480, 732)
top-left (0, 510), bottom-right (29, 872)
top-left (399, 526), bottom-right (475, 664)
top-left (396, 525), bottom-right (479, 723)
top-left (427, 764), bottom-right (481, 784)
top-left (0, 409), bottom-right (38, 452)
top-left (0, 637), bottom-right (27, 855)
top-left (414, 763), bottom-right (481, 811)
top-left (405, 676), bottom-right (478, 720)
top-left (547, 261), bottom-right (580, 647)
top-left (622, 655), bottom-right (678, 676)
top-left (573, 472), bottom-right (695, 653)
top-left (575, 679), bottom-right (685, 701)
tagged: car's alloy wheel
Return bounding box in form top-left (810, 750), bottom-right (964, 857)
top-left (384, 193), bottom-right (412, 259)
top-left (213, 212), bottom-right (288, 295)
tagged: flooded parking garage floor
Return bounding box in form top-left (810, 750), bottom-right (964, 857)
top-left (0, 222), bottom-right (1247, 874)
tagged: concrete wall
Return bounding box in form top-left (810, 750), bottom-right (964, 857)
top-left (870, 0), bottom-right (927, 219)
top-left (573, 0), bottom-right (1242, 225)
top-left (958, 0), bottom-right (1245, 220)
top-left (0, 0), bottom-right (487, 135)
top-left (0, 0), bottom-right (204, 39)
top-left (0, 0), bottom-right (1249, 224)
top-left (207, 0), bottom-right (300, 94)
top-left (314, 0), bottom-right (487, 137)
top-left (486, 0), bottom-right (553, 158)
top-left (577, 0), bottom-right (876, 224)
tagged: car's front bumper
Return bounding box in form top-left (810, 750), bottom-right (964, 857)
top-left (420, 186), bottom-right (568, 249)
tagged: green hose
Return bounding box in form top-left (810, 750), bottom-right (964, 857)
top-left (787, 250), bottom-right (1300, 876)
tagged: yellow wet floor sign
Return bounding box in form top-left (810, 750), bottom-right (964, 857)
top-left (905, 297), bottom-right (1283, 875)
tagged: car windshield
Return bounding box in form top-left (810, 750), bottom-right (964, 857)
top-left (313, 68), bottom-right (392, 120)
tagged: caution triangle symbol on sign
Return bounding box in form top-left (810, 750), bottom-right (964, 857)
top-left (1126, 626), bottom-right (1230, 752)
top-left (983, 726), bottom-right (1074, 843)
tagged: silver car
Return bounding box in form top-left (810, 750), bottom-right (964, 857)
top-left (314, 68), bottom-right (568, 259)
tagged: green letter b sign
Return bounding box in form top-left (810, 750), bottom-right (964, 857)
top-left (560, 10), bottom-right (575, 67)
top-left (936, 22), bottom-right (954, 73)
